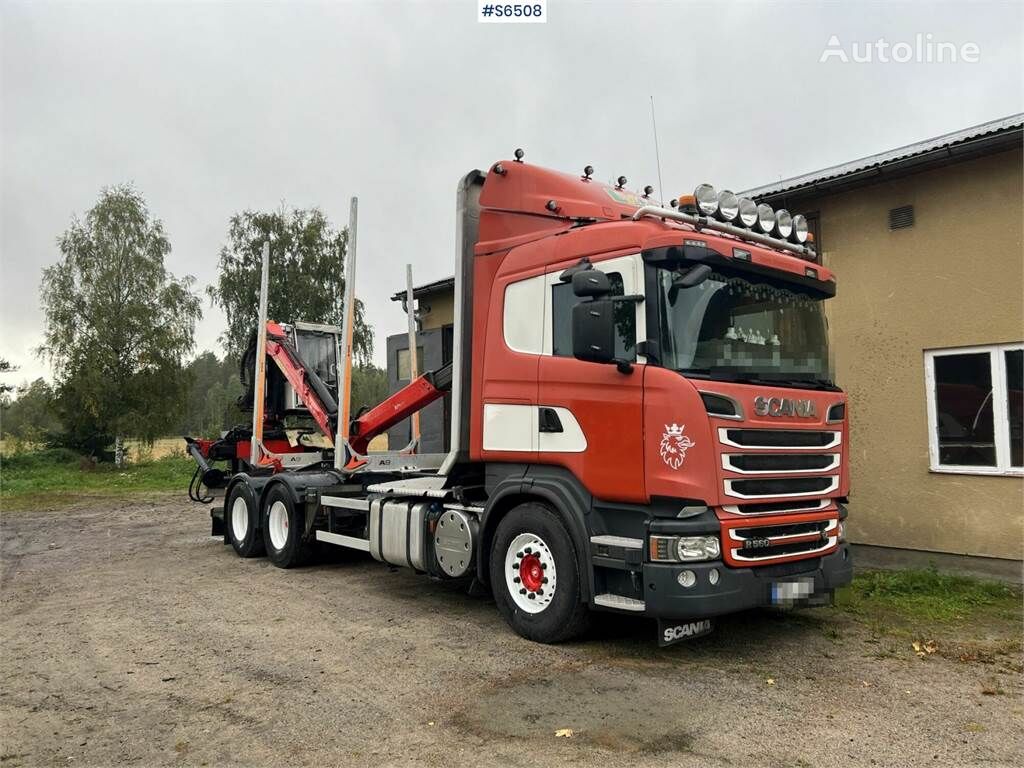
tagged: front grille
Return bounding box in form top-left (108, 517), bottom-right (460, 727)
top-left (720, 429), bottom-right (840, 449)
top-left (726, 476), bottom-right (838, 499)
top-left (724, 453), bottom-right (839, 473)
top-left (724, 499), bottom-right (831, 515)
top-left (727, 518), bottom-right (838, 563)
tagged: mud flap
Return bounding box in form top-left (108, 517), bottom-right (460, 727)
top-left (658, 618), bottom-right (714, 646)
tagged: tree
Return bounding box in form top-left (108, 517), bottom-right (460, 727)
top-left (176, 351), bottom-right (243, 438)
top-left (0, 358), bottom-right (16, 395)
top-left (0, 378), bottom-right (60, 443)
top-left (39, 185), bottom-right (202, 461)
top-left (208, 207), bottom-right (373, 362)
top-left (351, 363), bottom-right (388, 416)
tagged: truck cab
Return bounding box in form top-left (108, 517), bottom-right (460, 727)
top-left (465, 160), bottom-right (851, 641)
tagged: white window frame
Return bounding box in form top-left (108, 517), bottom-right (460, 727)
top-left (924, 342), bottom-right (1023, 477)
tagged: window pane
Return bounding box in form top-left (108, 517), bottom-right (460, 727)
top-left (396, 346), bottom-right (423, 380)
top-left (933, 352), bottom-right (995, 467)
top-left (551, 272), bottom-right (635, 360)
top-left (1006, 349), bottom-right (1023, 468)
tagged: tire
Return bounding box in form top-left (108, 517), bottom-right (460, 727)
top-left (489, 502), bottom-right (591, 644)
top-left (225, 482), bottom-right (264, 558)
top-left (261, 484), bottom-right (313, 569)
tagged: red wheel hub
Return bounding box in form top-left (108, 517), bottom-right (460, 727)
top-left (519, 553), bottom-right (544, 592)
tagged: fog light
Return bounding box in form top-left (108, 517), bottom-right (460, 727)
top-left (677, 570), bottom-right (697, 588)
top-left (708, 568), bottom-right (720, 586)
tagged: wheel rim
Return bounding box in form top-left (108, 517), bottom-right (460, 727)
top-left (231, 496), bottom-right (249, 542)
top-left (504, 532), bottom-right (557, 614)
top-left (268, 500), bottom-right (289, 551)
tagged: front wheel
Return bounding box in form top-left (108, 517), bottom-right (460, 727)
top-left (489, 502), bottom-right (590, 643)
top-left (262, 484), bottom-right (313, 569)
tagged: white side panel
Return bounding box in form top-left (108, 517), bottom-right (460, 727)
top-left (538, 406), bottom-right (588, 453)
top-left (482, 403), bottom-right (538, 452)
top-left (503, 275), bottom-right (546, 354)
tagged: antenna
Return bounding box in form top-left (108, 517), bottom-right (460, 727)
top-left (650, 95), bottom-right (665, 203)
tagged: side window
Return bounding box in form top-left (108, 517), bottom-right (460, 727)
top-left (551, 271), bottom-right (636, 360)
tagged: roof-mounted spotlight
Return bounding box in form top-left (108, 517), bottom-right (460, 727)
top-left (791, 214), bottom-right (809, 243)
top-left (492, 163), bottom-right (507, 176)
top-left (582, 165), bottom-right (594, 180)
top-left (513, 148), bottom-right (525, 163)
top-left (694, 184), bottom-right (718, 216)
top-left (616, 176), bottom-right (627, 190)
top-left (774, 208), bottom-right (793, 240)
top-left (716, 190), bottom-right (739, 222)
top-left (755, 203), bottom-right (775, 234)
top-left (643, 185), bottom-right (654, 198)
top-left (737, 197), bottom-right (758, 228)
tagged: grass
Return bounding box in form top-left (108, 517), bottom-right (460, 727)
top-left (836, 567), bottom-right (1021, 625)
top-left (1, 447), bottom-right (194, 507)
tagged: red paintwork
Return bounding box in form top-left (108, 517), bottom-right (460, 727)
top-left (469, 160), bottom-right (848, 568)
top-left (264, 321), bottom-right (336, 442)
top-left (348, 370), bottom-right (448, 454)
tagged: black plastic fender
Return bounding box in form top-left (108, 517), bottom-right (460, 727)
top-left (262, 470), bottom-right (346, 537)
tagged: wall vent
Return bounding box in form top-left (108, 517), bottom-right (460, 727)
top-left (888, 205), bottom-right (914, 230)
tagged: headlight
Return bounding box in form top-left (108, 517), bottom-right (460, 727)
top-left (792, 214), bottom-right (809, 243)
top-left (694, 183), bottom-right (718, 216)
top-left (716, 190), bottom-right (739, 222)
top-left (677, 535), bottom-right (721, 562)
top-left (774, 208), bottom-right (793, 239)
top-left (737, 197), bottom-right (758, 227)
top-left (837, 521), bottom-right (846, 542)
top-left (756, 203), bottom-right (775, 233)
top-left (649, 534), bottom-right (721, 562)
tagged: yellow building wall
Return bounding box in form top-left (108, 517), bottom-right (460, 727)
top-left (812, 149), bottom-right (1023, 560)
top-left (418, 291), bottom-right (454, 330)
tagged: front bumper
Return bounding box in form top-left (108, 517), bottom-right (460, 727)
top-left (639, 545), bottom-right (853, 619)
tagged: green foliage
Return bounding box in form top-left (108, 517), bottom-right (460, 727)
top-left (0, 448), bottom-right (193, 506)
top-left (0, 358), bottom-right (16, 395)
top-left (176, 351), bottom-right (244, 438)
top-left (836, 568), bottom-right (1021, 624)
top-left (0, 378), bottom-right (61, 443)
top-left (351, 363), bottom-right (388, 415)
top-left (38, 185), bottom-right (202, 452)
top-left (208, 207), bottom-right (373, 362)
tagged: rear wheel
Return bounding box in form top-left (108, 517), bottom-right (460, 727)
top-left (262, 484), bottom-right (313, 569)
top-left (489, 502), bottom-right (590, 643)
top-left (225, 482), bottom-right (264, 558)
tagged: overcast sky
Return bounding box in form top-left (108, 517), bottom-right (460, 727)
top-left (2, 0), bottom-right (1021, 385)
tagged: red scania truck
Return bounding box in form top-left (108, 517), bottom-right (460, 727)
top-left (188, 154), bottom-right (853, 646)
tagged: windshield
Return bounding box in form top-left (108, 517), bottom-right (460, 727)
top-left (654, 267), bottom-right (833, 384)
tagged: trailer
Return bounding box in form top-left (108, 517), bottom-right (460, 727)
top-left (187, 154), bottom-right (853, 646)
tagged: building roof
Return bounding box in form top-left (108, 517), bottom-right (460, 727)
top-left (390, 276), bottom-right (455, 303)
top-left (742, 113), bottom-right (1023, 204)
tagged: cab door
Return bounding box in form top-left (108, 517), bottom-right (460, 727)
top-left (536, 253), bottom-right (647, 503)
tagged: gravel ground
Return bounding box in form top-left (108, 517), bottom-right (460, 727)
top-left (1, 494), bottom-right (1021, 767)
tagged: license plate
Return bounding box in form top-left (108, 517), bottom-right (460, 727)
top-left (658, 618), bottom-right (714, 647)
top-left (770, 577), bottom-right (815, 606)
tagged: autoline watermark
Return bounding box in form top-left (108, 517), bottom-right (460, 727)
top-left (820, 34), bottom-right (980, 64)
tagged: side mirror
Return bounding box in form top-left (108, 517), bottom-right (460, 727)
top-left (572, 269), bottom-right (611, 298)
top-left (668, 264), bottom-right (713, 305)
top-left (571, 299), bottom-right (615, 363)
